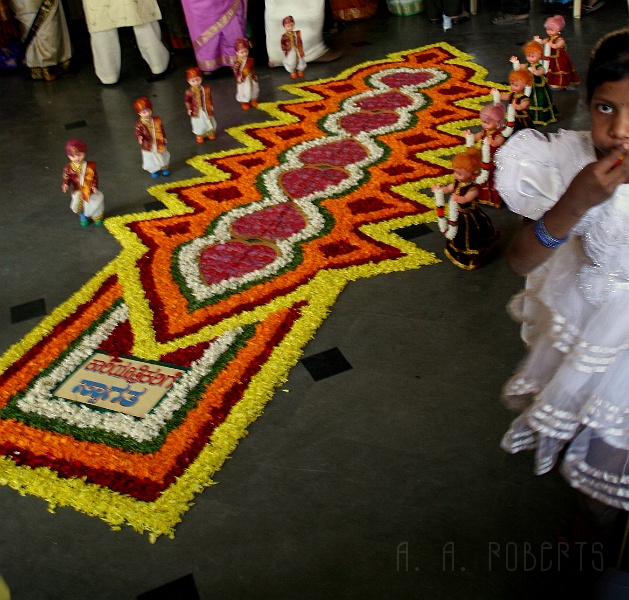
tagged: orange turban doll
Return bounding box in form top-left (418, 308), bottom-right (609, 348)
top-left (133, 96), bottom-right (152, 114)
top-left (186, 67), bottom-right (202, 80)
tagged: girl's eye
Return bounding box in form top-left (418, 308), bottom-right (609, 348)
top-left (596, 103), bottom-right (614, 115)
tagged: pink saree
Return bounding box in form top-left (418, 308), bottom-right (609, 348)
top-left (181, 0), bottom-right (248, 73)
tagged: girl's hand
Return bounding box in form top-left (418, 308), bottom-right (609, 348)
top-left (61, 183), bottom-right (68, 193)
top-left (431, 184), bottom-right (441, 192)
top-left (509, 55), bottom-right (518, 63)
top-left (564, 144), bottom-right (629, 213)
top-left (533, 35), bottom-right (542, 42)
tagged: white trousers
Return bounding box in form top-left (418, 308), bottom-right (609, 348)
top-left (191, 111), bottom-right (217, 137)
top-left (89, 21), bottom-right (170, 84)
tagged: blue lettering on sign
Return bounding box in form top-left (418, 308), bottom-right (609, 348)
top-left (73, 380), bottom-right (109, 403)
top-left (109, 384), bottom-right (146, 407)
top-left (73, 379), bottom-right (146, 407)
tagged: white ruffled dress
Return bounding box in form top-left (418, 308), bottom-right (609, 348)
top-left (494, 129), bottom-right (629, 510)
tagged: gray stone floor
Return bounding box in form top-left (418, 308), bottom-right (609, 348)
top-left (0, 3), bottom-right (625, 598)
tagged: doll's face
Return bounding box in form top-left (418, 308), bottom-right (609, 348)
top-left (510, 79), bottom-right (525, 93)
top-left (237, 47), bottom-right (249, 59)
top-left (480, 113), bottom-right (498, 130)
top-left (545, 24), bottom-right (559, 36)
top-left (526, 50), bottom-right (541, 63)
top-left (139, 108), bottom-right (152, 119)
top-left (284, 21), bottom-right (294, 32)
top-left (67, 151), bottom-right (85, 163)
top-left (188, 76), bottom-right (202, 88)
top-left (590, 78), bottom-right (629, 159)
top-left (453, 167), bottom-right (472, 182)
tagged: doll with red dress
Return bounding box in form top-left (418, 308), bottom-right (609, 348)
top-left (492, 69), bottom-right (535, 132)
top-left (432, 146), bottom-right (498, 270)
top-left (280, 16), bottom-right (306, 79)
top-left (534, 15), bottom-right (579, 90)
top-left (134, 96), bottom-right (171, 178)
top-left (184, 67), bottom-right (217, 143)
top-left (511, 40), bottom-right (558, 126)
top-left (233, 37), bottom-right (259, 110)
top-left (463, 103), bottom-right (511, 208)
top-left (61, 139), bottom-right (105, 226)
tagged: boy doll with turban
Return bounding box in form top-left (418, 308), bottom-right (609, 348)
top-left (133, 96), bottom-right (171, 178)
top-left (61, 139), bottom-right (105, 226)
top-left (233, 37), bottom-right (259, 110)
top-left (280, 16), bottom-right (306, 79)
top-left (184, 67), bottom-right (217, 143)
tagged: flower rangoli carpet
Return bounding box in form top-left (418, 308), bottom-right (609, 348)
top-left (0, 43), bottom-right (502, 540)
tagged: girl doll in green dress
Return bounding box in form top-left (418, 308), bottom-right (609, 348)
top-left (510, 40), bottom-right (558, 127)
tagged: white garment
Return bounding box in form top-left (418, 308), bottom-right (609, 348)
top-left (82, 0), bottom-right (162, 32)
top-left (71, 189), bottom-right (104, 218)
top-left (191, 111), bottom-right (217, 137)
top-left (265, 0), bottom-right (329, 67)
top-left (89, 21), bottom-right (169, 84)
top-left (141, 146), bottom-right (170, 174)
top-left (494, 129), bottom-right (629, 510)
top-left (84, 0), bottom-right (170, 85)
top-left (235, 69), bottom-right (260, 104)
top-left (10, 0), bottom-right (72, 69)
top-left (69, 163), bottom-right (105, 219)
top-left (282, 46), bottom-right (307, 74)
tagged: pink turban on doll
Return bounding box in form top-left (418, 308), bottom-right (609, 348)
top-left (283, 15), bottom-right (295, 25)
top-left (480, 103), bottom-right (506, 128)
top-left (65, 139), bottom-right (87, 154)
top-left (545, 15), bottom-right (565, 30)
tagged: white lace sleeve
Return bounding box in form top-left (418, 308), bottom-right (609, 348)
top-left (494, 130), bottom-right (564, 220)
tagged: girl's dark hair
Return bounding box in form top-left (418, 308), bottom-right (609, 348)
top-left (587, 28), bottom-right (629, 103)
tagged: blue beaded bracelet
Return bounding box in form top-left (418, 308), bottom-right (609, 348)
top-left (533, 215), bottom-right (570, 249)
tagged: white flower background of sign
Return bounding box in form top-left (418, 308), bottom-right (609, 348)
top-left (16, 304), bottom-right (244, 444)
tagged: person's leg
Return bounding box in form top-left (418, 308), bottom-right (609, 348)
top-left (501, 0), bottom-right (529, 16)
top-left (424, 0), bottom-right (443, 21)
top-left (582, 0), bottom-right (605, 14)
top-left (492, 0), bottom-right (529, 23)
top-left (444, 0), bottom-right (468, 20)
top-left (90, 28), bottom-right (121, 84)
top-left (133, 22), bottom-right (171, 75)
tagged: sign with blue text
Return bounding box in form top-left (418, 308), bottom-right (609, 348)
top-left (53, 352), bottom-right (185, 418)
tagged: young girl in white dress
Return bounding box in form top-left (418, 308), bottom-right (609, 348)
top-left (495, 28), bottom-right (629, 532)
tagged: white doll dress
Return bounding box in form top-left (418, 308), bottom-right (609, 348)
top-left (494, 129), bottom-right (629, 510)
